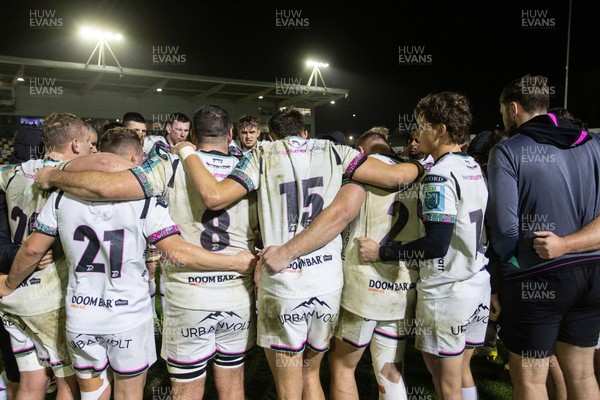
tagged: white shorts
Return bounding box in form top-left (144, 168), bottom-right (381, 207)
top-left (335, 307), bottom-right (411, 347)
top-left (415, 272), bottom-right (491, 357)
top-left (2, 308), bottom-right (73, 377)
top-left (257, 290), bottom-right (341, 353)
top-left (67, 317), bottom-right (156, 376)
top-left (334, 307), bottom-right (410, 366)
top-left (161, 302), bottom-right (256, 370)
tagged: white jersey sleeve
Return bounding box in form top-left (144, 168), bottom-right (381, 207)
top-left (418, 153), bottom-right (489, 299)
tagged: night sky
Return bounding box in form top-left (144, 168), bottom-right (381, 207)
top-left (1, 0), bottom-right (598, 140)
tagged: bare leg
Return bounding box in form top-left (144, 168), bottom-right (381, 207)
top-left (265, 348), bottom-right (304, 400)
top-left (545, 355), bottom-right (567, 400)
top-left (422, 351), bottom-right (463, 400)
top-left (554, 341), bottom-right (600, 400)
top-left (508, 350), bottom-right (550, 400)
top-left (594, 348), bottom-right (600, 388)
top-left (6, 379), bottom-right (19, 400)
top-left (112, 372), bottom-right (147, 400)
top-left (461, 348), bottom-right (475, 388)
top-left (214, 364), bottom-right (245, 400)
top-left (302, 349), bottom-right (325, 400)
top-left (170, 378), bottom-right (206, 400)
top-left (328, 338), bottom-right (365, 400)
top-left (55, 374), bottom-right (80, 400)
top-left (15, 368), bottom-right (51, 400)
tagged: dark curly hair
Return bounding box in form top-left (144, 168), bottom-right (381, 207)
top-left (413, 91), bottom-right (472, 145)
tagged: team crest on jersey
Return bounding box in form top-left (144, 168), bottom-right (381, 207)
top-left (423, 184), bottom-right (444, 211)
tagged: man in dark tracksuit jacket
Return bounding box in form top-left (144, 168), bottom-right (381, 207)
top-left (486, 74), bottom-right (600, 400)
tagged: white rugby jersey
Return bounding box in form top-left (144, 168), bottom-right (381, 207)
top-left (0, 159), bottom-right (68, 316)
top-left (35, 191), bottom-right (179, 334)
top-left (131, 150), bottom-right (258, 310)
top-left (418, 152), bottom-right (489, 299)
top-left (342, 154), bottom-right (422, 320)
top-left (228, 136), bottom-right (365, 299)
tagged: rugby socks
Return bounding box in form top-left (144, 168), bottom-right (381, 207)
top-left (462, 386), bottom-right (478, 400)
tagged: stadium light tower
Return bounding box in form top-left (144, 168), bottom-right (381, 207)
top-left (80, 26), bottom-right (124, 70)
top-left (306, 60), bottom-right (329, 90)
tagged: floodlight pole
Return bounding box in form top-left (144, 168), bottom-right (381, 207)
top-left (563, 0), bottom-right (572, 109)
top-left (306, 67), bottom-right (327, 90)
top-left (85, 41), bottom-right (102, 66)
top-left (104, 41), bottom-right (123, 70)
top-left (85, 40), bottom-right (123, 71)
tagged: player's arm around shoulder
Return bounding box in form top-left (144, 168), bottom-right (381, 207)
top-left (261, 181), bottom-right (366, 275)
top-left (172, 141), bottom-right (247, 210)
top-left (351, 156), bottom-right (424, 189)
top-left (155, 235), bottom-right (257, 275)
top-left (35, 153), bottom-right (147, 200)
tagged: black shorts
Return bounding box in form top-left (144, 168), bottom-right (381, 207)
top-left (499, 262), bottom-right (600, 357)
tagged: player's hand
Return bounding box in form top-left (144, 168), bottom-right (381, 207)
top-left (233, 250), bottom-right (258, 275)
top-left (170, 141), bottom-right (196, 155)
top-left (489, 293), bottom-right (501, 321)
top-left (356, 237), bottom-right (381, 262)
top-left (260, 245), bottom-right (292, 276)
top-left (533, 231), bottom-right (567, 259)
top-left (36, 249), bottom-right (54, 270)
top-left (34, 166), bottom-right (57, 190)
top-left (0, 275), bottom-right (15, 297)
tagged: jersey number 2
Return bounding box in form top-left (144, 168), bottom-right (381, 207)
top-left (11, 207), bottom-right (38, 244)
top-left (379, 201), bottom-right (410, 245)
top-left (74, 226), bottom-right (124, 278)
